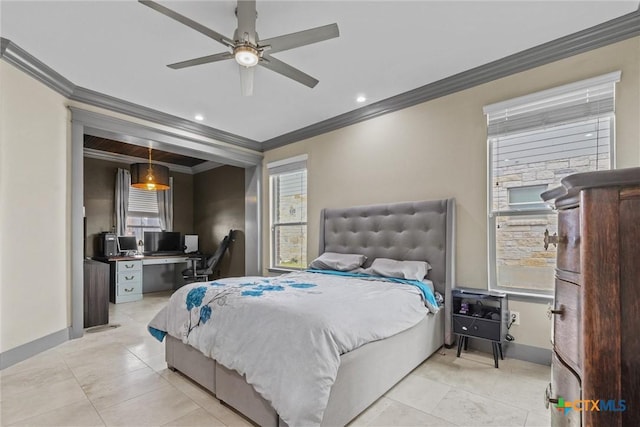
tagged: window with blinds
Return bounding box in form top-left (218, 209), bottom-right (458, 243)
top-left (484, 71), bottom-right (619, 296)
top-left (126, 186), bottom-right (161, 244)
top-left (128, 187), bottom-right (159, 215)
top-left (268, 155), bottom-right (308, 270)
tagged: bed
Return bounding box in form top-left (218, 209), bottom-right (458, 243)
top-left (151, 198), bottom-right (455, 426)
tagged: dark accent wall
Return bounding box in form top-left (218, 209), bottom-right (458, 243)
top-left (194, 166), bottom-right (245, 278)
top-left (83, 157), bottom-right (194, 257)
top-left (172, 169), bottom-right (194, 236)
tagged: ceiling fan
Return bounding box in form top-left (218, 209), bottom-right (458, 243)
top-left (139, 0), bottom-right (340, 96)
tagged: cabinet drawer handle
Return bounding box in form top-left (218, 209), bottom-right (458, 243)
top-left (125, 276), bottom-right (134, 280)
top-left (124, 287), bottom-right (134, 292)
top-left (544, 383), bottom-right (559, 408)
top-left (547, 305), bottom-right (565, 319)
top-left (543, 229), bottom-right (559, 250)
top-left (125, 264), bottom-right (135, 268)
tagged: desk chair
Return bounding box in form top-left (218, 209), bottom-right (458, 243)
top-left (182, 230), bottom-right (235, 283)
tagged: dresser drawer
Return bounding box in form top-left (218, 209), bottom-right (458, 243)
top-left (553, 279), bottom-right (581, 373)
top-left (116, 260), bottom-right (142, 273)
top-left (117, 270), bottom-right (142, 285)
top-left (453, 315), bottom-right (501, 341)
top-left (557, 208), bottom-right (580, 273)
top-left (549, 353), bottom-right (581, 427)
top-left (117, 280), bottom-right (142, 296)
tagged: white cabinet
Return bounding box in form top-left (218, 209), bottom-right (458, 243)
top-left (109, 260), bottom-right (143, 303)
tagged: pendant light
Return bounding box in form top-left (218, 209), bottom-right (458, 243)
top-left (130, 147), bottom-right (170, 191)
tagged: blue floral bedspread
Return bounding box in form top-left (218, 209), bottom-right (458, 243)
top-left (148, 270), bottom-right (431, 426)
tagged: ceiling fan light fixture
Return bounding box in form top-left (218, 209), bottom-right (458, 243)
top-left (234, 45), bottom-right (259, 67)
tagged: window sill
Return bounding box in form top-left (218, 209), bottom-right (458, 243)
top-left (490, 288), bottom-right (554, 303)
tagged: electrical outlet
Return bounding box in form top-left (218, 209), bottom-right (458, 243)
top-left (510, 311), bottom-right (520, 325)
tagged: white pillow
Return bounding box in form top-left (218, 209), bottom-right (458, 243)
top-left (308, 252), bottom-right (367, 271)
top-left (365, 258), bottom-right (431, 281)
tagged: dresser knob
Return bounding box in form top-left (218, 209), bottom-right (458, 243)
top-left (543, 229), bottom-right (559, 250)
top-left (547, 305), bottom-right (564, 319)
top-left (544, 383), bottom-right (559, 409)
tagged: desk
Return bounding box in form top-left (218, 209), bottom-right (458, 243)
top-left (96, 255), bottom-right (194, 303)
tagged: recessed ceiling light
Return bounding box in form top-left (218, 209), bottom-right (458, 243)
top-left (356, 95), bottom-right (367, 103)
top-left (585, 133), bottom-right (593, 137)
top-left (195, 114), bottom-right (204, 121)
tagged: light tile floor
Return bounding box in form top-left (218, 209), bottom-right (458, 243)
top-left (1, 292), bottom-right (551, 426)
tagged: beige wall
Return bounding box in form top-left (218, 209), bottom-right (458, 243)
top-left (262, 37), bottom-right (640, 350)
top-left (0, 62), bottom-right (70, 352)
top-left (0, 60), bottom-right (258, 355)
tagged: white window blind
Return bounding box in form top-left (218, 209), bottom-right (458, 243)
top-left (484, 71), bottom-right (620, 136)
top-left (484, 72), bottom-right (619, 296)
top-left (128, 187), bottom-right (159, 215)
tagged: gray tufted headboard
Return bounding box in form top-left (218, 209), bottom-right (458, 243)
top-left (319, 198), bottom-right (456, 345)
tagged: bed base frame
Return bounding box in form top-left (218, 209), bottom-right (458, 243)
top-left (167, 310), bottom-right (444, 426)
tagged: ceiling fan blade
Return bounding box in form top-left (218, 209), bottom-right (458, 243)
top-left (139, 0), bottom-right (234, 47)
top-left (236, 0), bottom-right (257, 44)
top-left (239, 66), bottom-right (255, 96)
top-left (260, 54), bottom-right (318, 88)
top-left (260, 23), bottom-right (339, 54)
top-left (167, 52), bottom-right (234, 69)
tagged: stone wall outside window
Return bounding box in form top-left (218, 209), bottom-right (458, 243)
top-left (493, 153), bottom-right (608, 291)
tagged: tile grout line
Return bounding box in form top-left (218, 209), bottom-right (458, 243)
top-left (60, 345), bottom-right (109, 427)
top-left (158, 373), bottom-right (230, 426)
top-left (375, 396), bottom-right (463, 427)
top-left (412, 357), bottom-right (549, 415)
top-left (120, 314), bottom-right (231, 427)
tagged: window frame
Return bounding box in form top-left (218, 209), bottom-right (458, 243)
top-left (125, 215), bottom-right (162, 246)
top-left (484, 72), bottom-right (620, 300)
top-left (487, 115), bottom-right (616, 298)
top-left (125, 186), bottom-right (162, 245)
top-left (267, 155), bottom-right (308, 271)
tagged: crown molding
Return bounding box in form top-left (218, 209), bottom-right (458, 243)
top-left (83, 148), bottom-right (195, 174)
top-left (83, 146), bottom-right (221, 176)
top-left (4, 6), bottom-right (640, 154)
top-left (70, 86), bottom-right (262, 151)
top-left (0, 37), bottom-right (261, 153)
top-left (261, 8), bottom-right (640, 150)
top-left (191, 161), bottom-right (223, 174)
top-left (71, 107), bottom-right (262, 168)
top-left (0, 37), bottom-right (75, 97)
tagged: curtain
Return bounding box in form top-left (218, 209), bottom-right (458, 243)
top-left (115, 168), bottom-right (130, 236)
top-left (157, 176), bottom-right (173, 231)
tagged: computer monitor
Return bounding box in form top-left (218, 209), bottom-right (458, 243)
top-left (143, 231), bottom-right (182, 255)
top-left (117, 236), bottom-right (138, 253)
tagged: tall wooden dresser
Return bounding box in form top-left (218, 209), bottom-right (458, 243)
top-left (541, 167), bottom-right (640, 427)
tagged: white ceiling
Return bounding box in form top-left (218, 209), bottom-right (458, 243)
top-left (1, 1), bottom-right (638, 144)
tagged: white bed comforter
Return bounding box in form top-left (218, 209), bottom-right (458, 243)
top-left (148, 271), bottom-right (429, 426)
